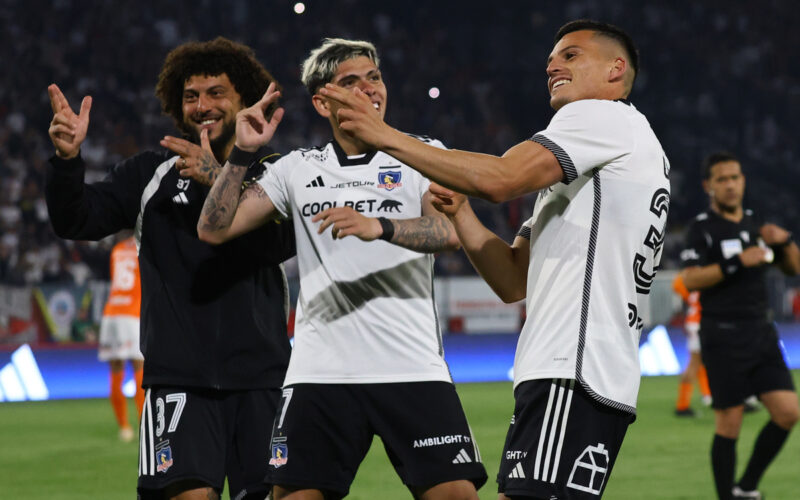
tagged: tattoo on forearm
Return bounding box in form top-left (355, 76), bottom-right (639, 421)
top-left (197, 151), bottom-right (221, 186)
top-left (199, 162), bottom-right (248, 232)
top-left (391, 215), bottom-right (454, 252)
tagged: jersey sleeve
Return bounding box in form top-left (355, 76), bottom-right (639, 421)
top-left (680, 219), bottom-right (709, 267)
top-left (257, 154), bottom-right (293, 219)
top-left (45, 152), bottom-right (155, 240)
top-left (516, 216), bottom-right (533, 240)
top-left (529, 100), bottom-right (633, 185)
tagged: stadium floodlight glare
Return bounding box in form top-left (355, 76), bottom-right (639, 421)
top-left (293, 2), bottom-right (305, 14)
top-left (428, 87), bottom-right (440, 99)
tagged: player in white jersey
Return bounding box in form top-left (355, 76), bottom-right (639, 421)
top-left (320, 20), bottom-right (668, 500)
top-left (198, 39), bottom-right (486, 499)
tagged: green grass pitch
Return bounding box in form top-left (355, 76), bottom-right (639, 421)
top-left (1, 372), bottom-right (797, 499)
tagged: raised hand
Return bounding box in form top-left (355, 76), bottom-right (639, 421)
top-left (234, 82), bottom-right (284, 152)
top-left (428, 182), bottom-right (469, 219)
top-left (319, 84), bottom-right (392, 149)
top-left (312, 206), bottom-right (383, 241)
top-left (47, 84), bottom-right (92, 159)
top-left (161, 129), bottom-right (221, 186)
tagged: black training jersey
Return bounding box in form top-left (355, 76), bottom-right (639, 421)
top-left (680, 209), bottom-right (768, 321)
top-left (45, 148), bottom-right (295, 390)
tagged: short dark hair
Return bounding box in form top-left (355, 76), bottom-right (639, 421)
top-left (702, 151), bottom-right (740, 179)
top-left (155, 37), bottom-right (280, 135)
top-left (555, 20), bottom-right (639, 77)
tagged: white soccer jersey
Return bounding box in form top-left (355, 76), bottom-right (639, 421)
top-left (258, 138), bottom-right (453, 385)
top-left (515, 99), bottom-right (670, 413)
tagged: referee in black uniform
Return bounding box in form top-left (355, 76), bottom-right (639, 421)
top-left (681, 151), bottom-right (800, 500)
top-left (46, 38), bottom-right (294, 500)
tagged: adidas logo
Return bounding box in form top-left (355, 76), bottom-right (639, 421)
top-left (172, 192), bottom-right (189, 204)
top-left (452, 448), bottom-right (472, 464)
top-left (508, 462), bottom-right (525, 479)
top-left (0, 344), bottom-right (48, 402)
top-left (306, 175), bottom-right (325, 188)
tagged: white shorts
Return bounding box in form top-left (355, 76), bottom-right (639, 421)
top-left (686, 324), bottom-right (700, 353)
top-left (98, 315), bottom-right (144, 361)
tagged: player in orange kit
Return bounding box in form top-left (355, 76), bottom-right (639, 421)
top-left (99, 231), bottom-right (144, 441)
top-left (673, 274), bottom-right (712, 416)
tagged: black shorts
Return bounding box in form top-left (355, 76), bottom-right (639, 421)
top-left (496, 379), bottom-right (633, 500)
top-left (265, 382), bottom-right (487, 498)
top-left (700, 319), bottom-right (795, 409)
top-left (137, 386), bottom-right (280, 500)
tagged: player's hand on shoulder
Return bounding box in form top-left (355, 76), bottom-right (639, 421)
top-left (47, 84), bottom-right (92, 160)
top-left (162, 129), bottom-right (221, 187)
top-left (759, 223), bottom-right (792, 246)
top-left (739, 246), bottom-right (769, 267)
top-left (234, 82), bottom-right (284, 153)
top-left (312, 206), bottom-right (382, 241)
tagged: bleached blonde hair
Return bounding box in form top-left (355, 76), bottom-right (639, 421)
top-left (301, 38), bottom-right (380, 94)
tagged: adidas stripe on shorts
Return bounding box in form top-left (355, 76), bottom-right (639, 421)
top-left (497, 378), bottom-right (633, 499)
top-left (265, 382), bottom-right (488, 498)
top-left (137, 386), bottom-right (280, 500)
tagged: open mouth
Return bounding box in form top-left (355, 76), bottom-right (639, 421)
top-left (551, 79), bottom-right (571, 92)
top-left (372, 102), bottom-right (381, 111)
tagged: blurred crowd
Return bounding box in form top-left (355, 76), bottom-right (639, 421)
top-left (2, 0), bottom-right (799, 285)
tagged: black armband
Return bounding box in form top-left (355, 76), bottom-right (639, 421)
top-left (720, 255), bottom-right (742, 277)
top-left (777, 233), bottom-right (794, 248)
top-left (377, 217), bottom-right (395, 242)
top-left (227, 146), bottom-right (258, 167)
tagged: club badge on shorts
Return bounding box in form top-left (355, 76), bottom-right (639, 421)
top-left (269, 442), bottom-right (288, 467)
top-left (155, 441), bottom-right (174, 473)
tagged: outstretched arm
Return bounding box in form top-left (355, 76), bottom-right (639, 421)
top-left (319, 84), bottom-right (563, 203)
top-left (429, 183), bottom-right (529, 303)
top-left (311, 191), bottom-right (460, 253)
top-left (197, 84), bottom-right (284, 245)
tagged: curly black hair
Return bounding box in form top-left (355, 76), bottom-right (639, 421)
top-left (155, 37), bottom-right (280, 135)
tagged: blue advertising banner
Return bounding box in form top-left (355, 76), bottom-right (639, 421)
top-left (1, 324), bottom-right (799, 402)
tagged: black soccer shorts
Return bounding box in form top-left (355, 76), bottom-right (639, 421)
top-left (137, 386), bottom-right (280, 500)
top-left (496, 378), bottom-right (633, 500)
top-left (265, 381), bottom-right (488, 498)
top-left (700, 319), bottom-right (795, 409)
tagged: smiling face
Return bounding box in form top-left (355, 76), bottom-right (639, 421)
top-left (181, 73), bottom-right (243, 153)
top-left (315, 56), bottom-right (387, 123)
top-left (546, 30), bottom-right (629, 111)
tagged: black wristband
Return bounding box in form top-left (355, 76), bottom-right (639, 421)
top-left (377, 217), bottom-right (394, 242)
top-left (228, 145), bottom-right (258, 167)
top-left (778, 233), bottom-right (794, 248)
top-left (720, 254), bottom-right (742, 277)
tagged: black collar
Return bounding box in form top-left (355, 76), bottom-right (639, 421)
top-left (331, 140), bottom-right (377, 167)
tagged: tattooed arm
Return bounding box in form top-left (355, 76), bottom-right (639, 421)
top-left (197, 161), bottom-right (277, 245)
top-left (311, 191), bottom-right (460, 253)
top-left (198, 83), bottom-right (284, 245)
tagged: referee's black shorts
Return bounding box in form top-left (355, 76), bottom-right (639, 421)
top-left (700, 318), bottom-right (795, 409)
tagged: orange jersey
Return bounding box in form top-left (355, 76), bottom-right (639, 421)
top-left (103, 237), bottom-right (141, 318)
top-left (672, 274), bottom-right (701, 327)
